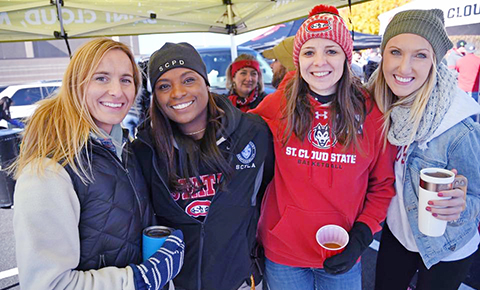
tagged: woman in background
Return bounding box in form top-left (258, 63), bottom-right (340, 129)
top-left (13, 38), bottom-right (184, 290)
top-left (226, 53), bottom-right (267, 112)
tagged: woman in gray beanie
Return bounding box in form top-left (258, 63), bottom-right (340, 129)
top-left (368, 9), bottom-right (480, 290)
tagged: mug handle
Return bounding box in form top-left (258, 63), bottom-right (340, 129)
top-left (453, 175), bottom-right (468, 209)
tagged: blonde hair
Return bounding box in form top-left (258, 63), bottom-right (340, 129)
top-left (368, 56), bottom-right (437, 147)
top-left (225, 54), bottom-right (265, 93)
top-left (13, 38), bottom-right (141, 183)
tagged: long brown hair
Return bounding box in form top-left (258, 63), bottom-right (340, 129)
top-left (13, 38), bottom-right (141, 183)
top-left (282, 61), bottom-right (368, 150)
top-left (150, 89), bottom-right (233, 191)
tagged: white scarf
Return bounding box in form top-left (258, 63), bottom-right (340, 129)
top-left (387, 63), bottom-right (457, 147)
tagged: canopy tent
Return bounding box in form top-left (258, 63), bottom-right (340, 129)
top-left (0, 0), bottom-right (368, 43)
top-left (240, 18), bottom-right (381, 51)
top-left (378, 0), bottom-right (480, 35)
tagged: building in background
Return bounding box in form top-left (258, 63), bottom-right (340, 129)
top-left (0, 36), bottom-right (139, 86)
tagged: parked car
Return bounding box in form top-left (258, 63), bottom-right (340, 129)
top-left (0, 81), bottom-right (61, 128)
top-left (196, 46), bottom-right (275, 95)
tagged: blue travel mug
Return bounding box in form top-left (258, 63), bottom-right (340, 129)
top-left (142, 226), bottom-right (173, 261)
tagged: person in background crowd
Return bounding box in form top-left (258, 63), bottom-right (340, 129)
top-left (455, 42), bottom-right (480, 121)
top-left (364, 49), bottom-right (381, 82)
top-left (250, 5), bottom-right (396, 290)
top-left (122, 97), bottom-right (141, 138)
top-left (136, 57), bottom-right (152, 124)
top-left (122, 57), bottom-right (151, 138)
top-left (0, 97), bottom-right (24, 128)
top-left (262, 36), bottom-right (296, 89)
top-left (368, 9), bottom-right (480, 290)
top-left (133, 42), bottom-right (274, 290)
top-left (226, 54), bottom-right (267, 112)
top-left (351, 51), bottom-right (365, 82)
top-left (12, 38), bottom-right (184, 290)
top-left (447, 39), bottom-right (467, 70)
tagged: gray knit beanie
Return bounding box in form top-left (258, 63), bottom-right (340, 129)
top-left (381, 9), bottom-right (453, 64)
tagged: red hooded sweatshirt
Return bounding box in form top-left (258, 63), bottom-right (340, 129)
top-left (250, 86), bottom-right (396, 268)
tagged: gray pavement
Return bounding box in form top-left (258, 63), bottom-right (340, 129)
top-left (0, 206), bottom-right (478, 290)
top-left (0, 207), bottom-right (19, 290)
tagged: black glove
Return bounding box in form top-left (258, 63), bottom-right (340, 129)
top-left (130, 229), bottom-right (185, 290)
top-left (323, 222), bottom-right (373, 275)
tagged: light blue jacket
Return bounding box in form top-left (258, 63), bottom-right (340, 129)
top-left (402, 88), bottom-right (480, 269)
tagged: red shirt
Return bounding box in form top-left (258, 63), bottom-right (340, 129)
top-left (250, 88), bottom-right (396, 268)
top-left (456, 53), bottom-right (480, 93)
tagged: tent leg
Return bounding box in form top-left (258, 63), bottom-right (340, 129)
top-left (230, 33), bottom-right (237, 61)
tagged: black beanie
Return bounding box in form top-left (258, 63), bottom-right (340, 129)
top-left (148, 42), bottom-right (210, 88)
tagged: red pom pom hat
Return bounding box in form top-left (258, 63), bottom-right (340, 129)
top-left (293, 5), bottom-right (353, 66)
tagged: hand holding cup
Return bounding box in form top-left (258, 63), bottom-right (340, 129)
top-left (425, 169), bottom-right (468, 221)
top-left (418, 168), bottom-right (468, 236)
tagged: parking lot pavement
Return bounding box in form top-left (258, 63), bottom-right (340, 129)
top-left (0, 206), bottom-right (478, 290)
top-left (0, 207), bottom-right (19, 290)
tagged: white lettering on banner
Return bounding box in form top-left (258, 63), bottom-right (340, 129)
top-left (61, 9), bottom-right (95, 25)
top-left (9, 8), bottom-right (157, 29)
top-left (25, 10), bottom-right (42, 25)
top-left (41, 9), bottom-right (56, 25)
top-left (84, 10), bottom-right (96, 24)
top-left (114, 13), bottom-right (130, 22)
top-left (105, 12), bottom-right (130, 23)
top-left (447, 4), bottom-right (480, 19)
top-left (23, 8), bottom-right (98, 26)
top-left (62, 9), bottom-right (75, 25)
top-left (0, 12), bottom-right (11, 25)
top-left (62, 9), bottom-right (96, 24)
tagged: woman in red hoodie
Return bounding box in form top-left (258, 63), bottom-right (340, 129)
top-left (250, 5), bottom-right (396, 290)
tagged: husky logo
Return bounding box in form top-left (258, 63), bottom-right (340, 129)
top-left (237, 141), bottom-right (256, 164)
top-left (308, 123), bottom-right (337, 149)
top-left (307, 19), bottom-right (332, 33)
top-left (186, 200), bottom-right (210, 218)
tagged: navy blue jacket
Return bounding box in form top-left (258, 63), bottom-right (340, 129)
top-left (133, 96), bottom-right (274, 290)
top-left (65, 132), bottom-right (154, 270)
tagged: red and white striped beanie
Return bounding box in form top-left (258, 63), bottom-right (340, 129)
top-left (293, 5), bottom-right (353, 66)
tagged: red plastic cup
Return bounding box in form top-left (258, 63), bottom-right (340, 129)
top-left (316, 224), bottom-right (349, 258)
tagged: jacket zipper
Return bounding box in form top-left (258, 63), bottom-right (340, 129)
top-left (197, 223), bottom-right (205, 290)
top-left (96, 144), bottom-right (143, 221)
top-left (98, 254), bottom-right (106, 268)
top-left (137, 134), bottom-right (231, 290)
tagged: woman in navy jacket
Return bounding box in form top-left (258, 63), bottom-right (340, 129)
top-left (133, 42), bottom-right (274, 290)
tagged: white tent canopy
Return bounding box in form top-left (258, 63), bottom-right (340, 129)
top-left (0, 0), bottom-right (368, 60)
top-left (378, 0), bottom-right (480, 35)
top-left (0, 0), bottom-right (367, 42)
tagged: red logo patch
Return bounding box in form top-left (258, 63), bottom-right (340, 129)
top-left (307, 19), bottom-right (331, 33)
top-left (185, 200), bottom-right (210, 218)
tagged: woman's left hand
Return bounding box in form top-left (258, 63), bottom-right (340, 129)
top-left (426, 169), bottom-right (468, 221)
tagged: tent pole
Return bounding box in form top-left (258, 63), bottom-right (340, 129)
top-left (54, 0), bottom-right (72, 58)
top-left (226, 1), bottom-right (237, 61)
